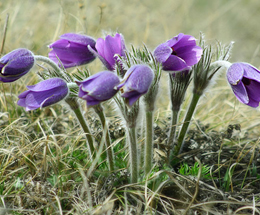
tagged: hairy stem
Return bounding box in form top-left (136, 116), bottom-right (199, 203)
top-left (167, 108), bottom-right (180, 161)
top-left (127, 125), bottom-right (138, 183)
top-left (144, 110), bottom-right (154, 176)
top-left (174, 93), bottom-right (201, 156)
top-left (34, 55), bottom-right (65, 77)
top-left (65, 98), bottom-right (95, 159)
top-left (94, 105), bottom-right (114, 171)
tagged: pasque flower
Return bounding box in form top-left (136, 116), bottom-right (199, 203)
top-left (48, 33), bottom-right (96, 68)
top-left (227, 62), bottom-right (260, 108)
top-left (17, 78), bottom-right (69, 111)
top-left (0, 48), bottom-right (35, 83)
top-left (76, 71), bottom-right (120, 106)
top-left (88, 33), bottom-right (126, 71)
top-left (153, 33), bottom-right (202, 72)
top-left (117, 64), bottom-right (154, 106)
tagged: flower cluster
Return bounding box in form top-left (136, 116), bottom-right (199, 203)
top-left (3, 29), bottom-right (259, 184)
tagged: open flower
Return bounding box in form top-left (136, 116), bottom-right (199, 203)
top-left (48, 33), bottom-right (96, 68)
top-left (117, 64), bottom-right (154, 106)
top-left (227, 62), bottom-right (260, 108)
top-left (153, 33), bottom-right (202, 72)
top-left (17, 78), bottom-right (69, 111)
top-left (0, 48), bottom-right (35, 83)
top-left (88, 33), bottom-right (126, 71)
top-left (76, 71), bottom-right (120, 106)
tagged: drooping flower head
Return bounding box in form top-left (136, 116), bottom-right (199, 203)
top-left (76, 71), bottom-right (120, 107)
top-left (48, 33), bottom-right (96, 68)
top-left (88, 33), bottom-right (126, 71)
top-left (153, 33), bottom-right (202, 72)
top-left (227, 62), bottom-right (260, 108)
top-left (0, 48), bottom-right (35, 83)
top-left (117, 64), bottom-right (154, 106)
top-left (17, 78), bottom-right (69, 111)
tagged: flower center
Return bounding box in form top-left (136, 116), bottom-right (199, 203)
top-left (171, 47), bottom-right (177, 55)
top-left (242, 77), bottom-right (251, 86)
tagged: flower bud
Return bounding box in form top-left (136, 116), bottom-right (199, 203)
top-left (0, 48), bottom-right (35, 83)
top-left (17, 78), bottom-right (69, 111)
top-left (76, 71), bottom-right (120, 106)
top-left (48, 33), bottom-right (96, 68)
top-left (227, 62), bottom-right (260, 107)
top-left (153, 33), bottom-right (202, 72)
top-left (117, 64), bottom-right (154, 106)
top-left (88, 33), bottom-right (126, 71)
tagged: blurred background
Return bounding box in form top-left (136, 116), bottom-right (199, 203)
top-left (1, 0), bottom-right (260, 135)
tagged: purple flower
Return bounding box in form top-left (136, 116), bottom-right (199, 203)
top-left (117, 64), bottom-right (154, 106)
top-left (153, 33), bottom-right (202, 72)
top-left (48, 33), bottom-right (96, 68)
top-left (17, 78), bottom-right (69, 111)
top-left (76, 71), bottom-right (120, 106)
top-left (227, 62), bottom-right (260, 108)
top-left (88, 33), bottom-right (126, 71)
top-left (0, 48), bottom-right (35, 83)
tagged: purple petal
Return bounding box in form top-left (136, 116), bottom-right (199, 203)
top-left (246, 98), bottom-right (260, 108)
top-left (49, 39), bottom-right (95, 68)
top-left (245, 79), bottom-right (260, 102)
top-left (162, 55), bottom-right (188, 71)
top-left (231, 81), bottom-right (249, 104)
top-left (153, 43), bottom-right (172, 63)
top-left (170, 34), bottom-right (197, 50)
top-left (95, 38), bottom-right (106, 59)
top-left (27, 78), bottom-right (67, 92)
top-left (88, 45), bottom-right (114, 71)
top-left (242, 63), bottom-right (260, 82)
top-left (60, 33), bottom-right (96, 47)
top-left (103, 35), bottom-right (120, 69)
top-left (177, 46), bottom-right (203, 66)
top-left (166, 33), bottom-right (184, 48)
top-left (127, 94), bottom-right (142, 106)
top-left (77, 71), bottom-right (120, 105)
top-left (123, 66), bottom-right (153, 93)
top-left (226, 63), bottom-right (244, 85)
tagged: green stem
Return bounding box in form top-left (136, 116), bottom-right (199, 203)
top-left (144, 110), bottom-right (154, 176)
top-left (174, 93), bottom-right (201, 156)
top-left (65, 98), bottom-right (95, 158)
top-left (94, 105), bottom-right (114, 171)
top-left (127, 125), bottom-right (138, 183)
top-left (167, 108), bottom-right (180, 161)
top-left (34, 55), bottom-right (65, 77)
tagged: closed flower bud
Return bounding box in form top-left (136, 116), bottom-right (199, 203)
top-left (48, 33), bottom-right (96, 68)
top-left (17, 78), bottom-right (69, 111)
top-left (117, 64), bottom-right (154, 106)
top-left (88, 33), bottom-right (126, 71)
top-left (0, 48), bottom-right (35, 83)
top-left (76, 71), bottom-right (120, 107)
top-left (227, 62), bottom-right (260, 107)
top-left (153, 33), bottom-right (202, 72)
